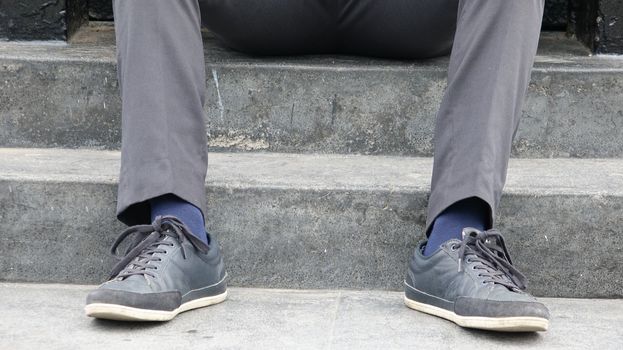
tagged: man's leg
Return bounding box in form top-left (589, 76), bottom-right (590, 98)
top-left (114, 0), bottom-right (208, 235)
top-left (337, 0), bottom-right (549, 331)
top-left (411, 0), bottom-right (549, 332)
top-left (336, 0), bottom-right (491, 252)
top-left (427, 0), bottom-right (545, 238)
top-left (85, 0), bottom-right (227, 321)
top-left (339, 0), bottom-right (544, 251)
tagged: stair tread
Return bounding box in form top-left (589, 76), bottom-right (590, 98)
top-left (0, 24), bottom-right (618, 72)
top-left (2, 147), bottom-right (623, 196)
top-left (1, 282), bottom-right (621, 349)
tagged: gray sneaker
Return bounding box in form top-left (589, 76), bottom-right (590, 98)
top-left (85, 216), bottom-right (228, 321)
top-left (404, 228), bottom-right (549, 332)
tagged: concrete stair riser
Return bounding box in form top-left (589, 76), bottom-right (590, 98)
top-left (2, 31), bottom-right (623, 157)
top-left (1, 150), bottom-right (621, 298)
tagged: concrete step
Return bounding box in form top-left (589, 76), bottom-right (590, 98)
top-left (2, 24), bottom-right (623, 157)
top-left (1, 283), bottom-right (622, 349)
top-left (1, 148), bottom-right (622, 298)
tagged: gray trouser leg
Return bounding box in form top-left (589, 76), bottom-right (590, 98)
top-left (112, 0), bottom-right (544, 230)
top-left (426, 0), bottom-right (545, 232)
top-left (113, 0), bottom-right (207, 226)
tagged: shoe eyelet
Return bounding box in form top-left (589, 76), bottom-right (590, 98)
top-left (471, 266), bottom-right (477, 270)
top-left (450, 244), bottom-right (459, 251)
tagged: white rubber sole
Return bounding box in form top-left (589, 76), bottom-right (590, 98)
top-left (404, 296), bottom-right (549, 332)
top-left (85, 290), bottom-right (228, 322)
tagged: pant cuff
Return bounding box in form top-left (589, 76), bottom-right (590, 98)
top-left (116, 157), bottom-right (207, 226)
top-left (425, 190), bottom-right (495, 236)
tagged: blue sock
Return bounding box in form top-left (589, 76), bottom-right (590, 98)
top-left (423, 197), bottom-right (488, 256)
top-left (149, 194), bottom-right (209, 245)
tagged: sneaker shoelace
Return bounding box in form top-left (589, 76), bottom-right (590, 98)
top-left (454, 228), bottom-right (527, 291)
top-left (108, 216), bottom-right (209, 280)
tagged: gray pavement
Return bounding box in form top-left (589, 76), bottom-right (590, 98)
top-left (1, 283), bottom-right (621, 350)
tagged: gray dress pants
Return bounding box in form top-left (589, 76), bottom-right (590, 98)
top-left (113, 0), bottom-right (545, 233)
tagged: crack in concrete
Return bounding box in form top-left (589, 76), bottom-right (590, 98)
top-left (326, 291), bottom-right (342, 350)
top-left (212, 69), bottom-right (225, 122)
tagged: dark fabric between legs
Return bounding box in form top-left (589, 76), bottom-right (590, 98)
top-left (200, 0), bottom-right (458, 59)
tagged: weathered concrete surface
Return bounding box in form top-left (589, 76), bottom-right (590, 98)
top-left (1, 149), bottom-right (622, 297)
top-left (543, 0), bottom-right (569, 30)
top-left (1, 283), bottom-right (622, 350)
top-left (88, 0), bottom-right (113, 21)
top-left (571, 0), bottom-right (623, 54)
top-left (597, 0), bottom-right (623, 54)
top-left (0, 0), bottom-right (88, 41)
top-left (2, 26), bottom-right (623, 157)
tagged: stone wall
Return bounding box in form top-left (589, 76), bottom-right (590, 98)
top-left (0, 0), bottom-right (86, 40)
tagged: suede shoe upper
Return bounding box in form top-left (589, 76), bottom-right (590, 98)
top-left (87, 216), bottom-right (227, 311)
